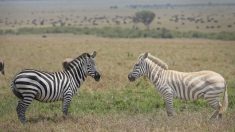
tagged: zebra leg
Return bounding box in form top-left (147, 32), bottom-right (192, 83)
top-left (164, 92), bottom-right (175, 116)
top-left (212, 102), bottom-right (223, 119)
top-left (62, 93), bottom-right (72, 116)
top-left (204, 95), bottom-right (221, 119)
top-left (16, 98), bottom-right (33, 124)
top-left (210, 110), bottom-right (219, 119)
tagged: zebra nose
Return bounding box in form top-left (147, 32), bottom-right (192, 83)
top-left (128, 74), bottom-right (135, 82)
top-left (94, 72), bottom-right (100, 81)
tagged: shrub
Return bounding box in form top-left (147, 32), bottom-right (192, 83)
top-left (0, 27), bottom-right (235, 40)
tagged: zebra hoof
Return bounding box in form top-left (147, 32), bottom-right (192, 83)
top-left (218, 113), bottom-right (222, 119)
top-left (19, 119), bottom-right (26, 124)
top-left (63, 114), bottom-right (70, 120)
top-left (167, 112), bottom-right (175, 117)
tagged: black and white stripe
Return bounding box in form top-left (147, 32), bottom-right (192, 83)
top-left (128, 52), bottom-right (228, 119)
top-left (12, 51), bottom-right (100, 124)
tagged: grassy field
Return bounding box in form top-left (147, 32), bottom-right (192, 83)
top-left (0, 35), bottom-right (235, 131)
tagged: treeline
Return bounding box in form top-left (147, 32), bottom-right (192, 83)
top-left (127, 3), bottom-right (235, 9)
top-left (0, 27), bottom-right (235, 40)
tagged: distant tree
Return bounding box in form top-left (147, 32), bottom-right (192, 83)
top-left (132, 16), bottom-right (139, 29)
top-left (110, 5), bottom-right (118, 9)
top-left (134, 10), bottom-right (155, 30)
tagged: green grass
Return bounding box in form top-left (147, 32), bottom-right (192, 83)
top-left (1, 27), bottom-right (235, 40)
top-left (1, 79), bottom-right (235, 120)
top-left (1, 84), bottom-right (235, 131)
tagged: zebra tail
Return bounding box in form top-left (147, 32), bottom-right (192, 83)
top-left (11, 81), bottom-right (23, 100)
top-left (220, 82), bottom-right (228, 113)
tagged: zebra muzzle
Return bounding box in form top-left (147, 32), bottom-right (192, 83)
top-left (94, 72), bottom-right (101, 81)
top-left (128, 74), bottom-right (135, 82)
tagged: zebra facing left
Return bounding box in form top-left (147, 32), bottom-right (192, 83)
top-left (128, 52), bottom-right (228, 119)
top-left (11, 51), bottom-right (101, 124)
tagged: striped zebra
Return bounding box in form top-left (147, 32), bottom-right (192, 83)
top-left (128, 52), bottom-right (228, 119)
top-left (11, 51), bottom-right (101, 124)
top-left (0, 59), bottom-right (4, 75)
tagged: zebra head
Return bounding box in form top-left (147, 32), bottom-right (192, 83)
top-left (84, 51), bottom-right (101, 81)
top-left (128, 52), bottom-right (148, 82)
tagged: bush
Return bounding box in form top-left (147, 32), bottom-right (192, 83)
top-left (0, 26), bottom-right (235, 40)
top-left (4, 29), bottom-right (16, 34)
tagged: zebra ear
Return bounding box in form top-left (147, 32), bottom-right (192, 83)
top-left (143, 52), bottom-right (148, 59)
top-left (62, 58), bottom-right (73, 70)
top-left (91, 51), bottom-right (97, 58)
top-left (62, 61), bottom-right (69, 70)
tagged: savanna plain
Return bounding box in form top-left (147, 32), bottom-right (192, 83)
top-left (0, 35), bottom-right (235, 131)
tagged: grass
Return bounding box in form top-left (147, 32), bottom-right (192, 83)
top-left (1, 86), bottom-right (235, 131)
top-left (0, 35), bottom-right (235, 131)
top-left (1, 27), bottom-right (235, 40)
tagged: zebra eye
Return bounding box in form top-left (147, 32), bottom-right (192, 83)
top-left (135, 64), bottom-right (139, 67)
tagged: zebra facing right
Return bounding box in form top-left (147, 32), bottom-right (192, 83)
top-left (128, 52), bottom-right (228, 119)
top-left (11, 51), bottom-right (101, 124)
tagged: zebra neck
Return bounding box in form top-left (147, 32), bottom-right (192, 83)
top-left (146, 61), bottom-right (164, 86)
top-left (66, 64), bottom-right (86, 88)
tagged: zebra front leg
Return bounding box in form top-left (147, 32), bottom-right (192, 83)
top-left (164, 92), bottom-right (175, 116)
top-left (62, 93), bottom-right (72, 117)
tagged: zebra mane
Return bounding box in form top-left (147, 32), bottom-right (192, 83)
top-left (140, 53), bottom-right (169, 70)
top-left (75, 53), bottom-right (90, 60)
top-left (63, 53), bottom-right (89, 70)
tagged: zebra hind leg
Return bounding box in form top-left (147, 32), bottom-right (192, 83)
top-left (218, 102), bottom-right (223, 119)
top-left (205, 97), bottom-right (221, 120)
top-left (16, 95), bottom-right (35, 124)
top-left (210, 110), bottom-right (219, 120)
top-left (16, 100), bottom-right (30, 124)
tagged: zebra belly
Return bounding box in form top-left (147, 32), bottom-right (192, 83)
top-left (14, 77), bottom-right (64, 102)
top-left (173, 83), bottom-right (206, 101)
top-left (35, 92), bottom-right (63, 102)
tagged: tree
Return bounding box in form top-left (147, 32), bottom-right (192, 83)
top-left (134, 10), bottom-right (155, 30)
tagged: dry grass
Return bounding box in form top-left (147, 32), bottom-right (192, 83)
top-left (0, 111), bottom-right (235, 132)
top-left (1, 35), bottom-right (234, 90)
top-left (0, 35), bottom-right (235, 131)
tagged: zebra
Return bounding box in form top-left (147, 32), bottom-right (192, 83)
top-left (128, 52), bottom-right (228, 119)
top-left (0, 59), bottom-right (4, 75)
top-left (11, 51), bottom-right (101, 124)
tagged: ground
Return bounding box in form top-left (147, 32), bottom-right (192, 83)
top-left (0, 35), bottom-right (235, 131)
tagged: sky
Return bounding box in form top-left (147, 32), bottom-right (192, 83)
top-left (0, 0), bottom-right (234, 11)
top-left (1, 0), bottom-right (235, 4)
